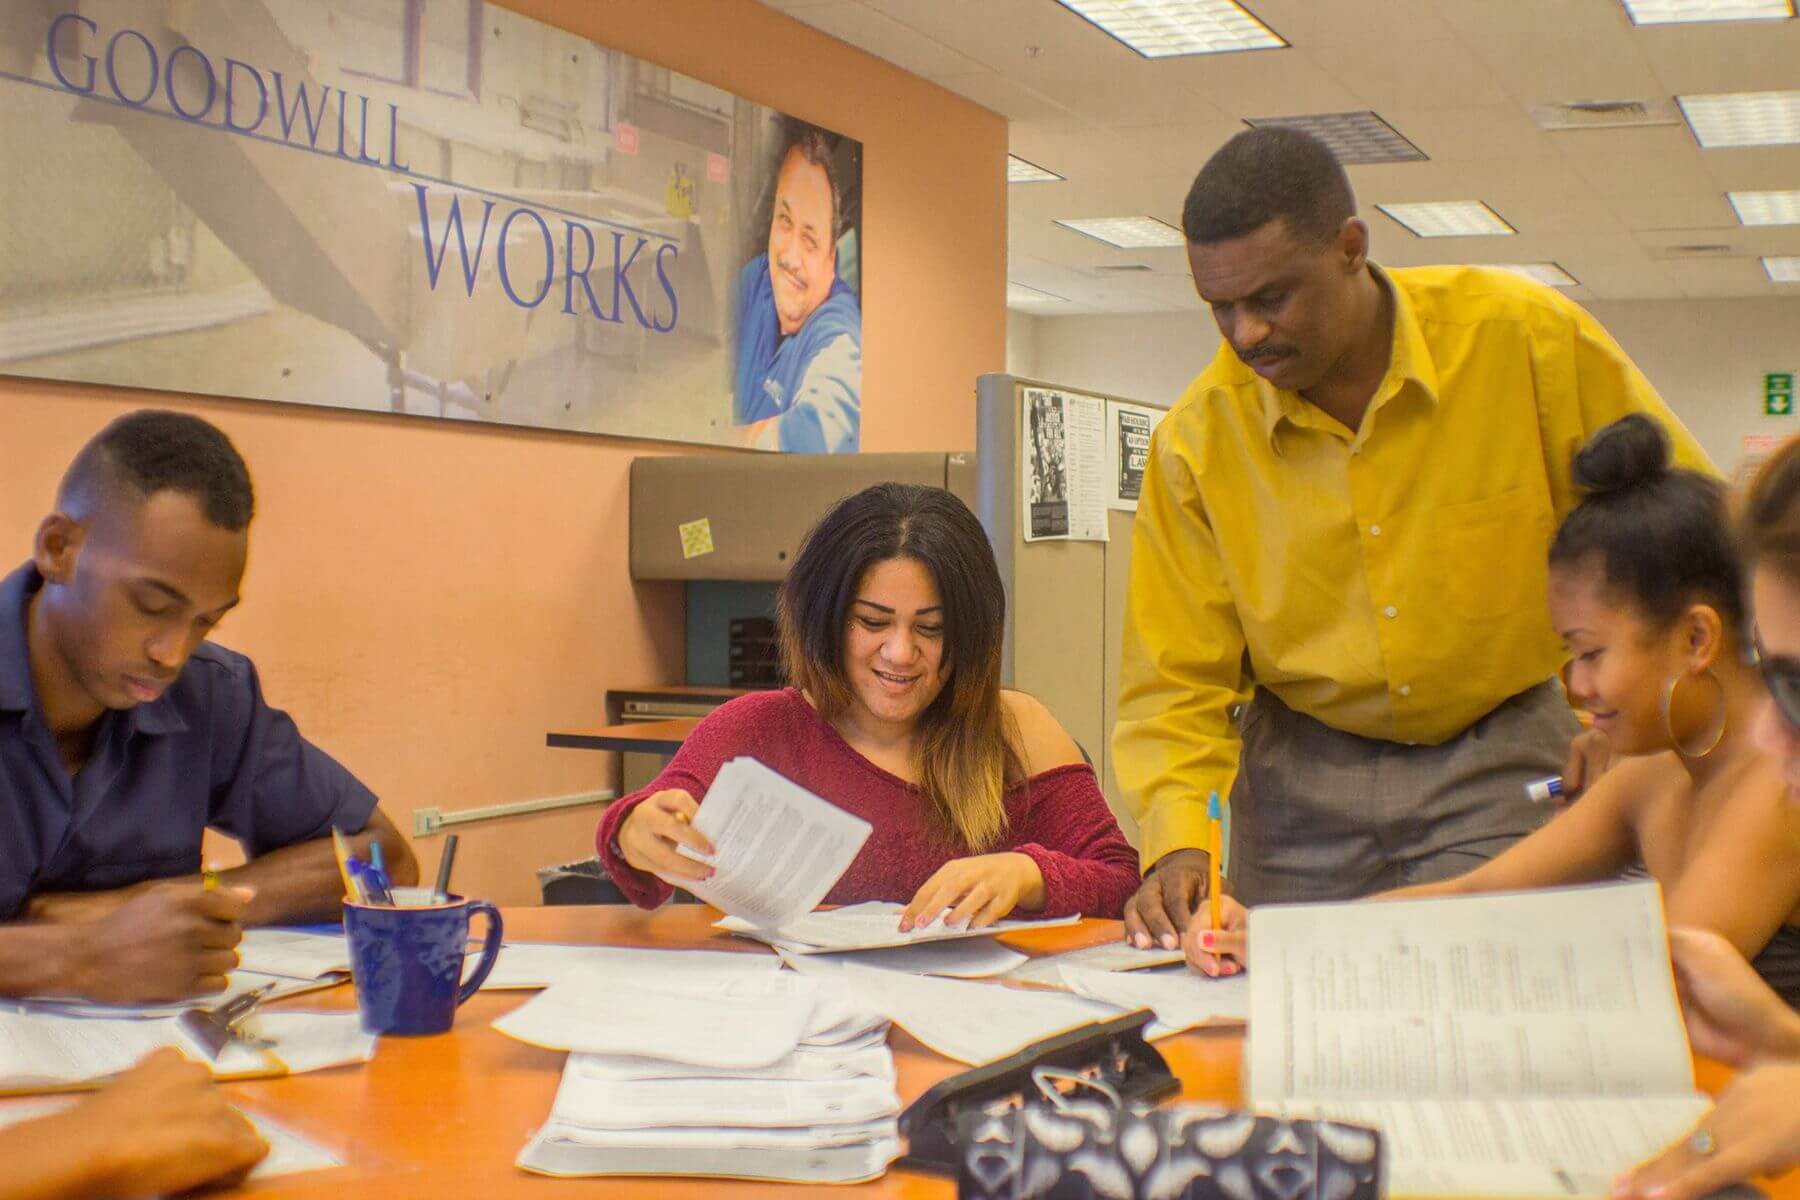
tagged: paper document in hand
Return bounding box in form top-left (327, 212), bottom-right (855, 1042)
top-left (1000, 940), bottom-right (1185, 986)
top-left (680, 758), bottom-right (872, 929)
top-left (1059, 965), bottom-right (1248, 1036)
top-left (720, 900), bottom-right (1080, 954)
top-left (843, 965), bottom-right (1117, 1065)
top-left (777, 938), bottom-right (1028, 979)
top-left (481, 943), bottom-right (781, 991)
top-left (491, 970), bottom-right (818, 1069)
top-left (1244, 881), bottom-right (1712, 1200)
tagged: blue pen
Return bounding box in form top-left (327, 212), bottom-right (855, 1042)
top-left (364, 862), bottom-right (396, 906)
top-left (370, 842), bottom-right (386, 878)
top-left (345, 858), bottom-right (374, 905)
top-left (1525, 776), bottom-right (1564, 804)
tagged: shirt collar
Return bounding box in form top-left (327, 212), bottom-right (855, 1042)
top-left (1257, 263), bottom-right (1441, 452)
top-left (0, 560), bottom-right (187, 735)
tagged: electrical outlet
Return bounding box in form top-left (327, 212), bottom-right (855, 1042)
top-left (413, 807), bottom-right (443, 836)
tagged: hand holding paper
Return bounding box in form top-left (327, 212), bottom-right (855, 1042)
top-left (676, 759), bottom-right (872, 929)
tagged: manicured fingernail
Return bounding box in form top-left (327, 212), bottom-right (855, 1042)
top-left (1201, 932), bottom-right (1216, 948)
top-left (1161, 934), bottom-right (1178, 950)
top-left (1132, 933), bottom-right (1150, 949)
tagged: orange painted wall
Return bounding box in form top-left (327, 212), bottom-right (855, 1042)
top-left (0, 1), bottom-right (1008, 905)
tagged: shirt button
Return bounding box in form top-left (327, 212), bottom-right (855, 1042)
top-left (1384, 605), bottom-right (1398, 619)
top-left (1369, 524), bottom-right (1382, 537)
top-left (1399, 684), bottom-right (1412, 697)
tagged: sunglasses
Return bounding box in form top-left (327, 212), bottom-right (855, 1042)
top-left (1750, 627), bottom-right (1800, 732)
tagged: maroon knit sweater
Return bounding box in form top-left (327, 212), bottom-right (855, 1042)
top-left (595, 689), bottom-right (1140, 918)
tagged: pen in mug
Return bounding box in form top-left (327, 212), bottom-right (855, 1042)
top-left (1525, 776), bottom-right (1564, 805)
top-left (433, 833), bottom-right (460, 902)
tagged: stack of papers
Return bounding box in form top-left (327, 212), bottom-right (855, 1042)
top-left (842, 964), bottom-right (1120, 1065)
top-left (999, 940), bottom-right (1186, 986)
top-left (1058, 965), bottom-right (1248, 1036)
top-left (499, 958), bottom-right (899, 1182)
top-left (719, 900), bottom-right (1080, 955)
top-left (235, 930), bottom-right (353, 981)
top-left (0, 1010), bottom-right (376, 1091)
top-left (22, 971), bottom-right (343, 1020)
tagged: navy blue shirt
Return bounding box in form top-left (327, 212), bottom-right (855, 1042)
top-left (0, 563), bottom-right (377, 920)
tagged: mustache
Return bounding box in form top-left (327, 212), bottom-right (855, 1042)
top-left (1238, 346), bottom-right (1290, 364)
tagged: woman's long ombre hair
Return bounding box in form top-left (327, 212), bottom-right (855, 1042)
top-left (779, 483), bottom-right (1020, 852)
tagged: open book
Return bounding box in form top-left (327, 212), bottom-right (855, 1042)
top-left (1245, 880), bottom-right (1711, 1200)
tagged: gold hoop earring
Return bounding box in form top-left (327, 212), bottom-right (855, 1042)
top-left (1663, 669), bottom-right (1727, 759)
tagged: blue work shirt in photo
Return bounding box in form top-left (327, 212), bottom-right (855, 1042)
top-left (732, 252), bottom-right (863, 454)
top-left (0, 563), bottom-right (377, 920)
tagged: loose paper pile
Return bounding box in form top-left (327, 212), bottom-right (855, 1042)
top-left (719, 900), bottom-right (1080, 955)
top-left (500, 956), bottom-right (900, 1182)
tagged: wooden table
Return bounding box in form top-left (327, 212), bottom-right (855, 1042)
top-left (177, 908), bottom-right (1793, 1198)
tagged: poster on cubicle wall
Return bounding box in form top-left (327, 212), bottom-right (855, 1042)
top-left (0, 3), bottom-right (864, 453)
top-left (1022, 386), bottom-right (1107, 543)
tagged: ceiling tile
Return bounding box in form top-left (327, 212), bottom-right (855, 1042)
top-left (792, 2), bottom-right (989, 78)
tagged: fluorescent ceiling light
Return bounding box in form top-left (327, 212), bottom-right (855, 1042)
top-left (1244, 111), bottom-right (1426, 164)
top-left (1620, 0), bottom-right (1793, 23)
top-left (1729, 190), bottom-right (1800, 225)
top-left (1008, 282), bottom-right (1069, 305)
top-left (1765, 256), bottom-right (1800, 282)
top-left (1055, 216), bottom-right (1188, 248)
top-left (1488, 263), bottom-right (1580, 288)
top-left (1678, 91), bottom-right (1800, 147)
top-left (1377, 201), bottom-right (1516, 238)
top-left (1008, 155), bottom-right (1064, 184)
top-left (1053, 0), bottom-right (1285, 58)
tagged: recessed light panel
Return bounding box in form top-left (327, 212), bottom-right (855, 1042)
top-left (1055, 216), bottom-right (1188, 248)
top-left (1729, 190), bottom-right (1800, 225)
top-left (1488, 263), bottom-right (1580, 287)
top-left (1678, 91), bottom-right (1800, 147)
top-left (1377, 201), bottom-right (1517, 238)
top-left (1244, 111), bottom-right (1426, 164)
top-left (1053, 0), bottom-right (1285, 58)
top-left (1764, 256), bottom-right (1800, 282)
top-left (1008, 155), bottom-right (1064, 184)
top-left (1621, 0), bottom-right (1793, 24)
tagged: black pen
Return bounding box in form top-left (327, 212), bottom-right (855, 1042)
top-left (433, 833), bottom-right (460, 901)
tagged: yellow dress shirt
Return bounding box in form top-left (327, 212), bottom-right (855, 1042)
top-left (1114, 264), bottom-right (1713, 869)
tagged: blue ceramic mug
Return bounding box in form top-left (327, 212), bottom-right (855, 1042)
top-left (342, 891), bottom-right (503, 1036)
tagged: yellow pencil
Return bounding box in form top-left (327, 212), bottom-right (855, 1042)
top-left (330, 828), bottom-right (358, 900)
top-left (200, 857), bottom-right (220, 892)
top-left (1207, 791), bottom-right (1223, 932)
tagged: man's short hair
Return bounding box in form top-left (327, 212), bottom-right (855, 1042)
top-left (1182, 127), bottom-right (1356, 247)
top-left (780, 122), bottom-right (843, 245)
top-left (61, 410), bottom-right (254, 531)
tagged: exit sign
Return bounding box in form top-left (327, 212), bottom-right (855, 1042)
top-left (1768, 372), bottom-right (1795, 417)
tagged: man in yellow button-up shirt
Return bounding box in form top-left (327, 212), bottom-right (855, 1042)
top-left (1114, 128), bottom-right (1710, 945)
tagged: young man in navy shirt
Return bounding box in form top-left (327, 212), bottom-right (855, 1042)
top-left (0, 410), bottom-right (415, 1002)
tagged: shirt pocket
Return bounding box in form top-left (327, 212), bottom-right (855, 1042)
top-left (1429, 487), bottom-right (1551, 621)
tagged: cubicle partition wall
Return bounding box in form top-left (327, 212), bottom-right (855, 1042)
top-left (975, 373), bottom-right (1168, 844)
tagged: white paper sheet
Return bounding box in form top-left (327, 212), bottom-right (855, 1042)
top-left (1245, 881), bottom-right (1694, 1105)
top-left (843, 965), bottom-right (1118, 1065)
top-left (519, 1123), bottom-right (899, 1183)
top-left (550, 1071), bottom-right (900, 1130)
top-left (0, 1010), bottom-right (372, 1090)
top-left (1059, 965), bottom-right (1248, 1036)
top-left (481, 943), bottom-right (781, 990)
top-left (0, 1098), bottom-right (343, 1180)
top-left (20, 971), bottom-right (341, 1019)
top-left (1270, 1096), bottom-right (1712, 1199)
top-left (999, 941), bottom-right (1186, 986)
top-left (537, 1116), bottom-right (899, 1150)
top-left (777, 938), bottom-right (1028, 979)
top-left (721, 901), bottom-right (1080, 954)
top-left (235, 930), bottom-right (351, 980)
top-left (491, 970), bottom-right (819, 1069)
top-left (1022, 387), bottom-right (1109, 542)
top-left (679, 758), bottom-right (872, 929)
top-left (567, 1040), bottom-right (895, 1083)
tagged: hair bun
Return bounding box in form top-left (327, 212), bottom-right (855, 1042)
top-left (1571, 413), bottom-right (1671, 496)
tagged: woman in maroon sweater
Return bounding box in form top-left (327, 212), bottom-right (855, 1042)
top-left (597, 483), bottom-right (1140, 925)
